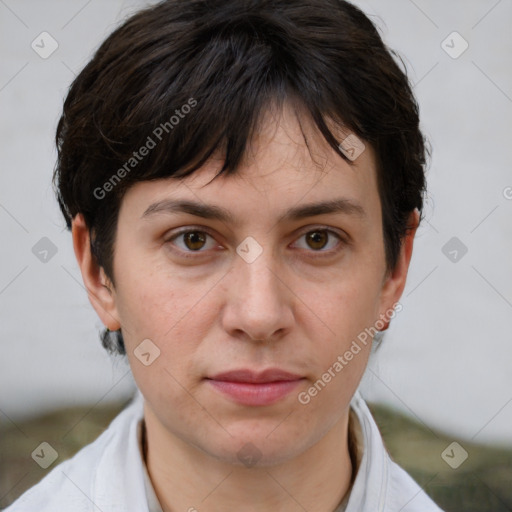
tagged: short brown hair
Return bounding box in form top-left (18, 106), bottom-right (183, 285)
top-left (54, 0), bottom-right (428, 354)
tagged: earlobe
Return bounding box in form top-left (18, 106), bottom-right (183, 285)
top-left (378, 209), bottom-right (420, 327)
top-left (71, 213), bottom-right (121, 331)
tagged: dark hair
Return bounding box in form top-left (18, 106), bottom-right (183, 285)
top-left (54, 0), bottom-right (428, 355)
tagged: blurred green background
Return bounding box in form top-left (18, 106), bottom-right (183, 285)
top-left (1, 400), bottom-right (511, 511)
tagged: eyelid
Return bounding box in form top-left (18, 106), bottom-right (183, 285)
top-left (295, 224), bottom-right (348, 242)
top-left (291, 225), bottom-right (348, 254)
top-left (164, 226), bottom-right (221, 254)
top-left (165, 225), bottom-right (217, 241)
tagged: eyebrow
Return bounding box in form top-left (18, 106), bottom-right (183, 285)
top-left (141, 198), bottom-right (366, 225)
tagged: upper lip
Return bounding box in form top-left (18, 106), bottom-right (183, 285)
top-left (207, 368), bottom-right (304, 383)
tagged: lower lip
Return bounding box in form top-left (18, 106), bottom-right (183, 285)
top-left (206, 379), bottom-right (304, 406)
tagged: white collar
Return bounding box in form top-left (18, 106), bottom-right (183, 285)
top-left (89, 388), bottom-right (441, 511)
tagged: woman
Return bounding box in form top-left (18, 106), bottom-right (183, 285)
top-left (6, 0), bottom-right (443, 510)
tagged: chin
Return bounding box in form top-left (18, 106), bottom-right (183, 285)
top-left (202, 430), bottom-right (307, 469)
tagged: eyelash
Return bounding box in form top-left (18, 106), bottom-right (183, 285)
top-left (164, 226), bottom-right (347, 259)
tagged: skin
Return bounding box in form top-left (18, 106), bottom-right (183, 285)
top-left (73, 102), bottom-right (418, 512)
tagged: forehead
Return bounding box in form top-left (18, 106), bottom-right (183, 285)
top-left (120, 103), bottom-right (380, 225)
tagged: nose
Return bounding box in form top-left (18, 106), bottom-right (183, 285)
top-left (220, 245), bottom-right (294, 343)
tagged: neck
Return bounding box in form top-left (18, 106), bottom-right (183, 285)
top-left (142, 403), bottom-right (355, 512)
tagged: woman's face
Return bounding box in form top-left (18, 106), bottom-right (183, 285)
top-left (82, 104), bottom-right (413, 467)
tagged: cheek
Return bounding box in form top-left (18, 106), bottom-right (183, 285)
top-left (303, 269), bottom-right (382, 343)
top-left (295, 286), bottom-right (375, 425)
top-left (121, 282), bottom-right (213, 414)
top-left (114, 258), bottom-right (221, 360)
top-left (294, 266), bottom-right (381, 391)
top-left (114, 255), bottom-right (198, 339)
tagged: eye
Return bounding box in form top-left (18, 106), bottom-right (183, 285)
top-left (166, 228), bottom-right (218, 255)
top-left (292, 228), bottom-right (344, 254)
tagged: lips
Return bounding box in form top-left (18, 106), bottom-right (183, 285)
top-left (207, 368), bottom-right (303, 384)
top-left (205, 368), bottom-right (305, 406)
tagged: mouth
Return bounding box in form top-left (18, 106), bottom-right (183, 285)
top-left (205, 368), bottom-right (305, 406)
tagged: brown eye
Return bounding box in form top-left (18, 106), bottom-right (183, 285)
top-left (183, 231), bottom-right (207, 251)
top-left (167, 229), bottom-right (218, 255)
top-left (292, 228), bottom-right (344, 255)
top-left (306, 230), bottom-right (329, 250)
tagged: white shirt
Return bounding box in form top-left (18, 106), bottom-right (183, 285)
top-left (4, 388), bottom-right (444, 512)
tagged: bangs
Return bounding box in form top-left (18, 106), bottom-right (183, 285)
top-left (58, 2), bottom-right (366, 212)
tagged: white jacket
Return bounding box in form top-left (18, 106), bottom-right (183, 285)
top-left (4, 388), bottom-right (444, 512)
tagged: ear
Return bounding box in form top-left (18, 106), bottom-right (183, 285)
top-left (377, 209), bottom-right (420, 328)
top-left (71, 213), bottom-right (121, 331)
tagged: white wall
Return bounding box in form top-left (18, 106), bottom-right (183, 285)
top-left (1, 0), bottom-right (511, 446)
